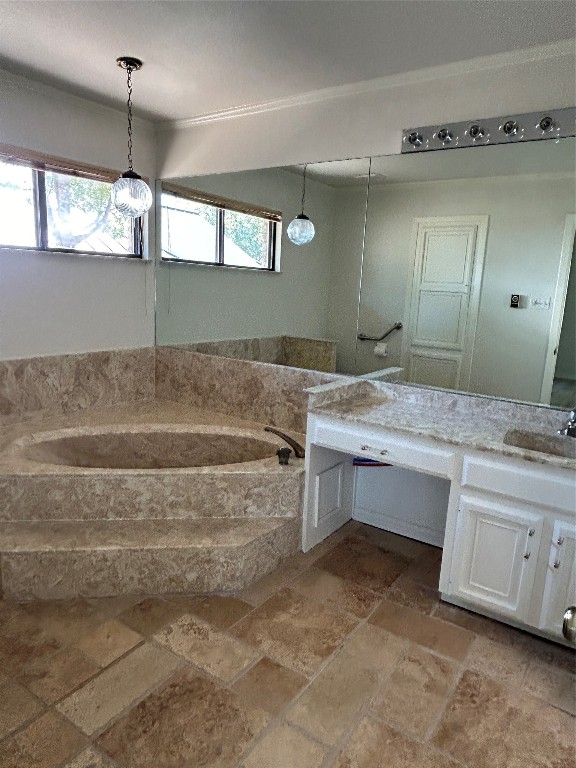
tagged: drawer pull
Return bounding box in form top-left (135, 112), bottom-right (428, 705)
top-left (528, 528), bottom-right (535, 537)
top-left (523, 551), bottom-right (531, 560)
top-left (359, 445), bottom-right (389, 456)
top-left (557, 536), bottom-right (565, 546)
top-left (554, 559), bottom-right (561, 569)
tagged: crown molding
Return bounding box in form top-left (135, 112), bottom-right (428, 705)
top-left (156, 39), bottom-right (575, 132)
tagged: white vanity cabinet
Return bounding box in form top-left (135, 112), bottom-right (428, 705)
top-left (303, 413), bottom-right (455, 551)
top-left (442, 452), bottom-right (576, 642)
top-left (447, 495), bottom-right (544, 622)
top-left (304, 408), bottom-right (576, 644)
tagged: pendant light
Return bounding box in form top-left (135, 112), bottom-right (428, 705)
top-left (287, 164), bottom-right (315, 245)
top-left (111, 56), bottom-right (153, 218)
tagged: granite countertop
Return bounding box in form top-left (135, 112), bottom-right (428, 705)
top-left (307, 380), bottom-right (576, 471)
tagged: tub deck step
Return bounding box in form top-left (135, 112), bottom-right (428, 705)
top-left (0, 517), bottom-right (300, 601)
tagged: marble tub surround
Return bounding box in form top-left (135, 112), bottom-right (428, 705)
top-left (0, 348), bottom-right (155, 427)
top-left (0, 403), bottom-right (304, 523)
top-left (173, 335), bottom-right (337, 373)
top-left (1, 517), bottom-right (301, 601)
top-left (156, 346), bottom-right (341, 433)
top-left (0, 401), bottom-right (304, 601)
top-left (0, 523), bottom-right (573, 768)
top-left (281, 337), bottom-right (336, 373)
top-left (308, 378), bottom-right (575, 469)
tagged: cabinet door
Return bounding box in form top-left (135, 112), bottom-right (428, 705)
top-left (449, 495), bottom-right (544, 621)
top-left (302, 445), bottom-right (355, 552)
top-left (540, 521), bottom-right (576, 641)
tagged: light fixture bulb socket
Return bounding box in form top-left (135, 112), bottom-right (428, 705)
top-left (121, 169), bottom-right (143, 180)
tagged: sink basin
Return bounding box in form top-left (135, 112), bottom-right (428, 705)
top-left (504, 428), bottom-right (576, 459)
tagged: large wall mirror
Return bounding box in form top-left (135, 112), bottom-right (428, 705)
top-left (155, 158), bottom-right (371, 373)
top-left (155, 135), bottom-right (575, 408)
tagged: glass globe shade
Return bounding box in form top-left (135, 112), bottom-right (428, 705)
top-left (111, 172), bottom-right (153, 218)
top-left (287, 214), bottom-right (315, 245)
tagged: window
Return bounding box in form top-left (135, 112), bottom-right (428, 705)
top-left (0, 147), bottom-right (144, 257)
top-left (161, 183), bottom-right (280, 270)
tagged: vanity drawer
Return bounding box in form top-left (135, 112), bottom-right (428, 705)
top-left (312, 420), bottom-right (455, 477)
top-left (461, 455), bottom-right (575, 513)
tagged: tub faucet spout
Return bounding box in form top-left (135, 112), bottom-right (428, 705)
top-left (264, 426), bottom-right (306, 459)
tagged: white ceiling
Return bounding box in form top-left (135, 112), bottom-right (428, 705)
top-left (0, 1), bottom-right (574, 123)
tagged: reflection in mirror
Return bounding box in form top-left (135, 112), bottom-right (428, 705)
top-left (356, 138), bottom-right (576, 406)
top-left (155, 159), bottom-right (371, 374)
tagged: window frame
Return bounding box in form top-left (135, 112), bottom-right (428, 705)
top-left (0, 144), bottom-right (145, 259)
top-left (160, 182), bottom-right (281, 272)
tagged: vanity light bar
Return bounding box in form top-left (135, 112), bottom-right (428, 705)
top-left (401, 107), bottom-right (576, 153)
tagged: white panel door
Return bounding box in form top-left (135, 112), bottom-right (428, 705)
top-left (540, 520), bottom-right (576, 640)
top-left (402, 216), bottom-right (488, 391)
top-left (409, 351), bottom-right (462, 390)
top-left (449, 495), bottom-right (544, 621)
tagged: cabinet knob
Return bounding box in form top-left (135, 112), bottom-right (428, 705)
top-left (380, 449), bottom-right (388, 456)
top-left (360, 445), bottom-right (370, 451)
top-left (557, 536), bottom-right (564, 546)
top-left (528, 528), bottom-right (535, 537)
top-left (523, 551), bottom-right (531, 560)
top-left (554, 559), bottom-right (561, 569)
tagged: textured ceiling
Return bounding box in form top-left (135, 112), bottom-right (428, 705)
top-left (0, 1), bottom-right (574, 122)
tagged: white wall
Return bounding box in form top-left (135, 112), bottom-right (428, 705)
top-left (156, 168), bottom-right (337, 346)
top-left (156, 43), bottom-right (575, 177)
top-left (355, 173), bottom-right (576, 403)
top-left (0, 70), bottom-right (156, 360)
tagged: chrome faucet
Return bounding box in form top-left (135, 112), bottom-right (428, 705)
top-left (264, 426), bottom-right (306, 458)
top-left (558, 409), bottom-right (576, 438)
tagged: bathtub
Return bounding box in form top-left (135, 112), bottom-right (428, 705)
top-left (21, 424), bottom-right (281, 469)
top-left (0, 418), bottom-right (304, 600)
top-left (2, 423), bottom-right (303, 521)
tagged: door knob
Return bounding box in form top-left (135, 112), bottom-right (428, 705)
top-left (562, 606), bottom-right (576, 644)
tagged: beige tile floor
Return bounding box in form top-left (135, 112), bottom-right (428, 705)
top-left (1, 521), bottom-right (574, 768)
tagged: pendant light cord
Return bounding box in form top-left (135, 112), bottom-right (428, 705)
top-left (126, 65), bottom-right (134, 172)
top-left (301, 164), bottom-right (307, 215)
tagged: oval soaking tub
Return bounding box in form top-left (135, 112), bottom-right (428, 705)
top-left (22, 426), bottom-right (280, 469)
top-left (0, 422), bottom-right (304, 601)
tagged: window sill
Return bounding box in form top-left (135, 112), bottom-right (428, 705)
top-left (160, 258), bottom-right (280, 274)
top-left (0, 245), bottom-right (150, 263)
